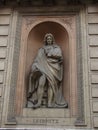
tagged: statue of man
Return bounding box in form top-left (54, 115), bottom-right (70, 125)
top-left (27, 33), bottom-right (67, 108)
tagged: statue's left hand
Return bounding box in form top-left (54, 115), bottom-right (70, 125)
top-left (27, 92), bottom-right (32, 98)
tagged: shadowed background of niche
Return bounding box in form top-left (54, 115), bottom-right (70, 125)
top-left (25, 21), bottom-right (69, 105)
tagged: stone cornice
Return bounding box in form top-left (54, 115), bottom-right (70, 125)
top-left (0, 0), bottom-right (97, 6)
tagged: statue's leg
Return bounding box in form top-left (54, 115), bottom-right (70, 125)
top-left (35, 73), bottom-right (46, 107)
top-left (48, 83), bottom-right (54, 107)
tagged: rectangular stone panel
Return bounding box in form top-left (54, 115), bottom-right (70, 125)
top-left (94, 117), bottom-right (98, 127)
top-left (0, 87), bottom-right (2, 97)
top-left (0, 36), bottom-right (7, 46)
top-left (92, 87), bottom-right (98, 97)
top-left (23, 108), bottom-right (70, 118)
top-left (16, 117), bottom-right (71, 126)
top-left (88, 14), bottom-right (98, 23)
top-left (0, 49), bottom-right (6, 58)
top-left (93, 101), bottom-right (98, 112)
top-left (91, 75), bottom-right (98, 83)
top-left (0, 15), bottom-right (10, 25)
top-left (0, 9), bottom-right (11, 14)
top-left (0, 102), bottom-right (1, 112)
top-left (88, 6), bottom-right (98, 13)
top-left (0, 73), bottom-right (3, 83)
top-left (91, 59), bottom-right (98, 70)
top-left (89, 36), bottom-right (98, 46)
top-left (0, 26), bottom-right (9, 35)
top-left (0, 61), bottom-right (5, 70)
top-left (88, 24), bottom-right (98, 35)
top-left (90, 47), bottom-right (98, 58)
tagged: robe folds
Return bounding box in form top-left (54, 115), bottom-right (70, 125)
top-left (28, 44), bottom-right (67, 107)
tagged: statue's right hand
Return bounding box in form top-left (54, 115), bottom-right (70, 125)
top-left (31, 64), bottom-right (37, 72)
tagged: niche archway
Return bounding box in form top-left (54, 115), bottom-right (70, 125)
top-left (25, 21), bottom-right (69, 105)
top-left (16, 17), bottom-right (78, 117)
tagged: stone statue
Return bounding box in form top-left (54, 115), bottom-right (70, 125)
top-left (27, 33), bottom-right (68, 108)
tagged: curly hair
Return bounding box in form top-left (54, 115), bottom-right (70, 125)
top-left (44, 33), bottom-right (55, 45)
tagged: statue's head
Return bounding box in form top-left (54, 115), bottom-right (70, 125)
top-left (44, 33), bottom-right (55, 45)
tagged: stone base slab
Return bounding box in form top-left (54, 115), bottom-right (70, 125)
top-left (23, 108), bottom-right (70, 118)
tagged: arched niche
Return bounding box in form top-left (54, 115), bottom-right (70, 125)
top-left (25, 21), bottom-right (69, 105)
top-left (16, 17), bottom-right (77, 118)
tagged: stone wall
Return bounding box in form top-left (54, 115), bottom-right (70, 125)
top-left (87, 5), bottom-right (98, 128)
top-left (0, 5), bottom-right (98, 129)
top-left (0, 8), bottom-right (12, 127)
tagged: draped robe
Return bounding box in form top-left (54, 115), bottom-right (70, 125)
top-left (27, 44), bottom-right (67, 107)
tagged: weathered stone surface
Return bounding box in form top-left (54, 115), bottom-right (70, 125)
top-left (93, 102), bottom-right (98, 112)
top-left (0, 5), bottom-right (95, 129)
top-left (16, 15), bottom-right (78, 119)
top-left (88, 14), bottom-right (98, 23)
top-left (88, 24), bottom-right (98, 34)
top-left (0, 102), bottom-right (1, 112)
top-left (0, 61), bottom-right (5, 70)
top-left (88, 6), bottom-right (98, 13)
top-left (0, 36), bottom-right (7, 46)
top-left (93, 116), bottom-right (98, 127)
top-left (0, 87), bottom-right (2, 97)
top-left (23, 108), bottom-right (70, 118)
top-left (89, 36), bottom-right (98, 46)
top-left (91, 59), bottom-right (98, 70)
top-left (92, 87), bottom-right (98, 97)
top-left (16, 117), bottom-right (71, 126)
top-left (91, 74), bottom-right (98, 83)
top-left (0, 15), bottom-right (10, 25)
top-left (90, 47), bottom-right (98, 58)
top-left (0, 73), bottom-right (3, 83)
top-left (0, 26), bottom-right (9, 35)
top-left (0, 9), bottom-right (11, 14)
top-left (88, 5), bottom-right (98, 129)
top-left (0, 113), bottom-right (1, 122)
top-left (0, 49), bottom-right (6, 58)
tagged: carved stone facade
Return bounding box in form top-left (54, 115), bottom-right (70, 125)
top-left (0, 3), bottom-right (98, 130)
